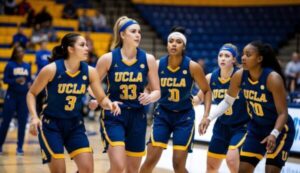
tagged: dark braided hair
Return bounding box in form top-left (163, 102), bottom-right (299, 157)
top-left (249, 41), bottom-right (286, 85)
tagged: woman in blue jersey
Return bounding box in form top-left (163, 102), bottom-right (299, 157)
top-left (201, 41), bottom-right (295, 173)
top-left (94, 16), bottom-right (160, 173)
top-left (27, 33), bottom-right (120, 173)
top-left (140, 27), bottom-right (212, 173)
top-left (199, 43), bottom-right (250, 173)
top-left (0, 46), bottom-right (31, 155)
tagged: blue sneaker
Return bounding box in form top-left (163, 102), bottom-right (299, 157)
top-left (16, 148), bottom-right (24, 156)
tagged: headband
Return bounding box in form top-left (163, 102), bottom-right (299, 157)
top-left (119, 20), bottom-right (138, 33)
top-left (219, 45), bottom-right (238, 58)
top-left (167, 32), bottom-right (187, 45)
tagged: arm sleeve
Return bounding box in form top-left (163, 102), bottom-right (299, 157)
top-left (208, 94), bottom-right (236, 121)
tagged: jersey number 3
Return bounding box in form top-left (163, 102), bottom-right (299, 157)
top-left (65, 96), bottom-right (77, 111)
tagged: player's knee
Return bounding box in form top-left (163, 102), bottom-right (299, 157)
top-left (78, 163), bottom-right (93, 173)
top-left (207, 161), bottom-right (219, 171)
top-left (172, 156), bottom-right (184, 171)
top-left (226, 156), bottom-right (238, 169)
top-left (111, 162), bottom-right (126, 173)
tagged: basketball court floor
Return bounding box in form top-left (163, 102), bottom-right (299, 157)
top-left (0, 120), bottom-right (299, 173)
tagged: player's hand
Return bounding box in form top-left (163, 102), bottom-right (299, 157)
top-left (88, 99), bottom-right (98, 110)
top-left (109, 101), bottom-right (122, 116)
top-left (192, 95), bottom-right (203, 105)
top-left (29, 117), bottom-right (42, 136)
top-left (260, 135), bottom-right (276, 153)
top-left (16, 77), bottom-right (26, 85)
top-left (138, 92), bottom-right (152, 105)
top-left (199, 117), bottom-right (210, 135)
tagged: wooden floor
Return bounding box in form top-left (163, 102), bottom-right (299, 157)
top-left (0, 120), bottom-right (299, 173)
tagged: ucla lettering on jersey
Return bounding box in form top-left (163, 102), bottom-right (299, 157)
top-left (210, 68), bottom-right (249, 125)
top-left (4, 61), bottom-right (31, 93)
top-left (43, 59), bottom-right (89, 119)
top-left (241, 68), bottom-right (294, 136)
top-left (158, 56), bottom-right (193, 111)
top-left (106, 47), bottom-right (148, 109)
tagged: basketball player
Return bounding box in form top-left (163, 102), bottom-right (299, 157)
top-left (95, 16), bottom-right (160, 173)
top-left (199, 43), bottom-right (250, 173)
top-left (140, 26), bottom-right (211, 173)
top-left (27, 33), bottom-right (120, 173)
top-left (201, 41), bottom-right (295, 173)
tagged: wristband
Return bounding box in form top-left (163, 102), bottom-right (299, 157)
top-left (270, 129), bottom-right (280, 138)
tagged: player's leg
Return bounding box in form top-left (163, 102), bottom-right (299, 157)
top-left (66, 117), bottom-right (93, 173)
top-left (172, 109), bottom-right (195, 173)
top-left (140, 106), bottom-right (171, 173)
top-left (226, 126), bottom-right (247, 173)
top-left (0, 93), bottom-right (16, 152)
top-left (265, 124), bottom-right (295, 173)
top-left (125, 109), bottom-right (147, 173)
top-left (239, 132), bottom-right (264, 173)
top-left (206, 121), bottom-right (229, 173)
top-left (140, 144), bottom-right (164, 173)
top-left (38, 116), bottom-right (66, 173)
top-left (100, 110), bottom-right (126, 173)
top-left (16, 94), bottom-right (29, 154)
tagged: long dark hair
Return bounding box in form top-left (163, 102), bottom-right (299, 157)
top-left (10, 46), bottom-right (24, 62)
top-left (249, 41), bottom-right (286, 83)
top-left (49, 33), bottom-right (81, 62)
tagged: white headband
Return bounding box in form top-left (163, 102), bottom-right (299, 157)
top-left (167, 32), bottom-right (187, 45)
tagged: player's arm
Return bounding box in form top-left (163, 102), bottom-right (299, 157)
top-left (261, 72), bottom-right (288, 152)
top-left (208, 69), bottom-right (242, 121)
top-left (193, 73), bottom-right (212, 105)
top-left (190, 61), bottom-right (212, 118)
top-left (89, 66), bottom-right (120, 115)
top-left (138, 54), bottom-right (160, 105)
top-left (89, 52), bottom-right (112, 98)
top-left (26, 63), bottom-right (56, 135)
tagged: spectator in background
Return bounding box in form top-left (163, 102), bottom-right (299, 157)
top-left (0, 46), bottom-right (31, 155)
top-left (17, 0), bottom-right (31, 15)
top-left (26, 8), bottom-right (35, 27)
top-left (35, 6), bottom-right (53, 29)
top-left (78, 9), bottom-right (93, 31)
top-left (35, 40), bottom-right (51, 74)
top-left (92, 10), bottom-right (107, 32)
top-left (84, 32), bottom-right (97, 67)
top-left (285, 52), bottom-right (300, 92)
top-left (4, 0), bottom-right (17, 15)
top-left (12, 25), bottom-right (29, 49)
top-left (0, 0), bottom-right (4, 14)
top-left (31, 24), bottom-right (48, 46)
top-left (62, 0), bottom-right (78, 19)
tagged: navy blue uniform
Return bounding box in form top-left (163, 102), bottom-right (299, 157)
top-left (39, 59), bottom-right (92, 163)
top-left (100, 47), bottom-right (149, 157)
top-left (150, 56), bottom-right (195, 152)
top-left (208, 68), bottom-right (250, 158)
top-left (240, 68), bottom-right (295, 167)
top-left (0, 60), bottom-right (31, 152)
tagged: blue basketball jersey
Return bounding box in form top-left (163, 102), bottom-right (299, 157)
top-left (43, 59), bottom-right (89, 119)
top-left (210, 68), bottom-right (250, 125)
top-left (158, 56), bottom-right (193, 111)
top-left (106, 47), bottom-right (149, 109)
top-left (3, 61), bottom-right (31, 93)
top-left (241, 68), bottom-right (294, 136)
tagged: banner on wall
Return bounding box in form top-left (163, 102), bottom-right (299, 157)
top-left (194, 105), bottom-right (300, 154)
